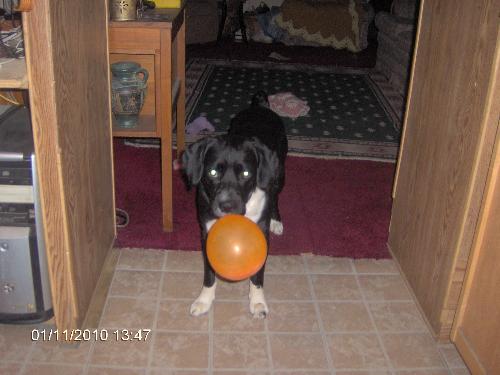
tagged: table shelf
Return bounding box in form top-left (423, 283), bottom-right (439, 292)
top-left (112, 114), bottom-right (157, 138)
top-left (0, 58), bottom-right (28, 89)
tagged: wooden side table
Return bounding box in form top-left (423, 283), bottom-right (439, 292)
top-left (109, 6), bottom-right (186, 232)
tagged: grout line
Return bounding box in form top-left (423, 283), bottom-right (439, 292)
top-left (352, 261), bottom-right (396, 375)
top-left (145, 251), bottom-right (168, 375)
top-left (14, 359), bottom-right (455, 373)
top-left (208, 294), bottom-right (214, 375)
top-left (303, 254), bottom-right (336, 372)
top-left (105, 294), bottom-right (413, 304)
top-left (263, 282), bottom-right (275, 375)
top-left (114, 267), bottom-right (399, 276)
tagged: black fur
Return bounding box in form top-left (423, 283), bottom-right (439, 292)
top-left (182, 92), bottom-right (288, 292)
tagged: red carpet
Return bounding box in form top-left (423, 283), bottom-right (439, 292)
top-left (113, 140), bottom-right (394, 258)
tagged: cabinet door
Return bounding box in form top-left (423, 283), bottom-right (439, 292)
top-left (23, 0), bottom-right (115, 330)
top-left (451, 69), bottom-right (500, 374)
top-left (388, 0), bottom-right (499, 340)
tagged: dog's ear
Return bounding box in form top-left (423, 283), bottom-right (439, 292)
top-left (181, 137), bottom-right (216, 188)
top-left (251, 138), bottom-right (279, 189)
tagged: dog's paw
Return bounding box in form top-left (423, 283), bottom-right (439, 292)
top-left (190, 284), bottom-right (216, 317)
top-left (250, 302), bottom-right (269, 319)
top-left (270, 219), bottom-right (283, 235)
top-left (190, 300), bottom-right (212, 316)
top-left (249, 283), bottom-right (269, 319)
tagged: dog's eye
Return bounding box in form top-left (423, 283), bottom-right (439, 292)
top-left (242, 170), bottom-right (251, 178)
top-left (208, 169), bottom-right (218, 178)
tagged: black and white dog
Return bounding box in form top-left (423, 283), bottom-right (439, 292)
top-left (182, 91), bottom-right (288, 318)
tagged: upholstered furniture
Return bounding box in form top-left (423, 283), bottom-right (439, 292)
top-left (274, 0), bottom-right (375, 52)
top-left (185, 0), bottom-right (219, 44)
top-left (375, 0), bottom-right (419, 97)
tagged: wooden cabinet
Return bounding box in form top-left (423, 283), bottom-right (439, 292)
top-left (451, 121), bottom-right (500, 374)
top-left (108, 7), bottom-right (186, 232)
top-left (0, 0), bottom-right (116, 331)
top-left (389, 0), bottom-right (500, 362)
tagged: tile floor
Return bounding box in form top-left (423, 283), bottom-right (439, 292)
top-left (1, 249), bottom-right (472, 375)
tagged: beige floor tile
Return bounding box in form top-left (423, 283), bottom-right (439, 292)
top-left (270, 333), bottom-right (328, 369)
top-left (110, 270), bottom-right (162, 298)
top-left (90, 338), bottom-right (151, 367)
top-left (0, 362), bottom-right (23, 375)
top-left (157, 300), bottom-right (209, 331)
top-left (165, 250), bottom-right (204, 272)
top-left (327, 333), bottom-right (387, 370)
top-left (369, 302), bottom-right (427, 332)
top-left (149, 371), bottom-right (208, 375)
top-left (336, 371), bottom-right (392, 375)
top-left (0, 324), bottom-right (34, 362)
top-left (100, 297), bottom-right (157, 329)
top-left (451, 368), bottom-right (471, 375)
top-left (304, 255), bottom-right (353, 274)
top-left (213, 333), bottom-right (269, 369)
top-left (267, 302), bottom-right (319, 332)
top-left (265, 274), bottom-right (312, 300)
top-left (311, 275), bottom-right (362, 300)
top-left (21, 363), bottom-right (83, 375)
top-left (162, 272), bottom-right (205, 299)
top-left (438, 344), bottom-right (468, 369)
top-left (87, 367), bottom-right (146, 375)
top-left (319, 302), bottom-right (374, 332)
top-left (213, 301), bottom-right (265, 332)
top-left (151, 332), bottom-right (209, 368)
top-left (117, 248), bottom-right (165, 270)
top-left (216, 279), bottom-right (249, 300)
top-left (265, 255), bottom-right (305, 274)
top-left (358, 275), bottom-right (412, 301)
top-left (213, 371), bottom-right (270, 375)
top-left (381, 333), bottom-right (445, 369)
top-left (353, 259), bottom-right (398, 274)
top-left (29, 340), bottom-right (91, 364)
top-left (394, 370), bottom-right (451, 375)
top-left (274, 372), bottom-right (330, 375)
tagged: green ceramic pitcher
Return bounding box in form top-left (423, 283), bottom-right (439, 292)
top-left (111, 61), bottom-right (149, 128)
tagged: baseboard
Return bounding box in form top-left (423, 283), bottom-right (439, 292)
top-left (81, 247), bottom-right (120, 330)
top-left (453, 328), bottom-right (486, 375)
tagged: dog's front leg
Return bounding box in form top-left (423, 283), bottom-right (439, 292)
top-left (190, 235), bottom-right (217, 316)
top-left (249, 267), bottom-right (269, 319)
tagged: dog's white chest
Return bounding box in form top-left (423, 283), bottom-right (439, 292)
top-left (204, 188), bottom-right (266, 232)
top-left (245, 188), bottom-right (266, 223)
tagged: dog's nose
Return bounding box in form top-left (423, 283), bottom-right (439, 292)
top-left (219, 201), bottom-right (236, 213)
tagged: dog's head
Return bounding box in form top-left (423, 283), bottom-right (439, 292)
top-left (182, 135), bottom-right (279, 218)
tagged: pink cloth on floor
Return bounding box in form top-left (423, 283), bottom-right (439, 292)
top-left (269, 92), bottom-right (310, 119)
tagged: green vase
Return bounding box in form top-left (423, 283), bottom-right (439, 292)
top-left (110, 61), bottom-right (149, 128)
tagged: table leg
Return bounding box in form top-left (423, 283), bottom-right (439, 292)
top-left (217, 0), bottom-right (227, 43)
top-left (176, 12), bottom-right (186, 154)
top-left (238, 0), bottom-right (248, 43)
top-left (160, 28), bottom-right (173, 232)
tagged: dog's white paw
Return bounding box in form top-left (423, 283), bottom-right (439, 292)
top-left (190, 284), bottom-right (216, 317)
top-left (249, 283), bottom-right (269, 319)
top-left (270, 219), bottom-right (283, 235)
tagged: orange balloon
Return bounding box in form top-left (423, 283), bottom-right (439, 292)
top-left (207, 214), bottom-right (267, 281)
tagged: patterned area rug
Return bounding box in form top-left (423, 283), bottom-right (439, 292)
top-left (130, 59), bottom-right (403, 161)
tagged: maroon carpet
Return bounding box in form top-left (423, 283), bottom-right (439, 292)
top-left (113, 140), bottom-right (394, 258)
